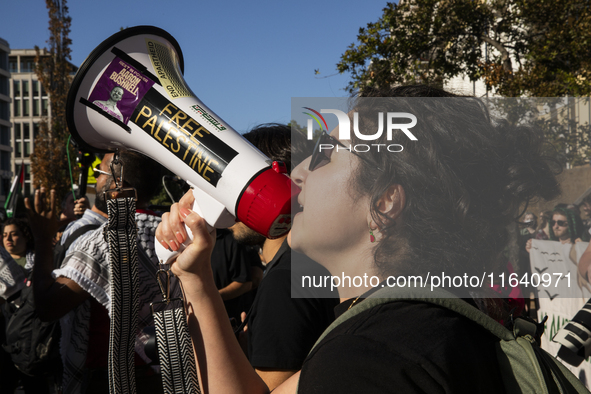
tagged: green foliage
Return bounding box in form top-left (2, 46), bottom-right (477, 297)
top-left (488, 97), bottom-right (591, 167)
top-left (288, 120), bottom-right (322, 142)
top-left (337, 0), bottom-right (591, 98)
top-left (31, 0), bottom-right (76, 204)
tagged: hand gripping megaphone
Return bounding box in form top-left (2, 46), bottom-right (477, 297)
top-left (66, 26), bottom-right (296, 263)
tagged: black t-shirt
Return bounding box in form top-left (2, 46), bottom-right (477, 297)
top-left (210, 229), bottom-right (258, 322)
top-left (298, 300), bottom-right (506, 394)
top-left (247, 241), bottom-right (339, 370)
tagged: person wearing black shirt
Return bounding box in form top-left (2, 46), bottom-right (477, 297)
top-left (156, 86), bottom-right (562, 393)
top-left (227, 124), bottom-right (338, 390)
top-left (210, 229), bottom-right (258, 324)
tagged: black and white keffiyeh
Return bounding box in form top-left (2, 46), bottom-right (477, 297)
top-left (54, 212), bottom-right (176, 394)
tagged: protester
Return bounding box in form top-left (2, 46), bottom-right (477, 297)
top-left (210, 228), bottom-right (257, 324)
top-left (549, 206), bottom-right (586, 244)
top-left (536, 210), bottom-right (553, 240)
top-left (580, 195), bottom-right (591, 233)
top-left (1, 218), bottom-right (34, 274)
top-left (28, 151), bottom-right (171, 394)
top-left (157, 85), bottom-right (561, 393)
top-left (0, 218), bottom-right (58, 392)
top-left (230, 124), bottom-right (338, 390)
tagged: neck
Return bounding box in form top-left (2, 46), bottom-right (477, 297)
top-left (92, 205), bottom-right (108, 218)
top-left (262, 235), bottom-right (287, 264)
top-left (327, 247), bottom-right (379, 302)
top-left (10, 253), bottom-right (25, 260)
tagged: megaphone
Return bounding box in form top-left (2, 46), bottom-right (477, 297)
top-left (67, 26), bottom-right (296, 262)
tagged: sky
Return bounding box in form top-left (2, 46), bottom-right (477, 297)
top-left (1, 0), bottom-right (388, 134)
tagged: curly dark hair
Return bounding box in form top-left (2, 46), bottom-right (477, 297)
top-left (352, 85), bottom-right (561, 284)
top-left (2, 217), bottom-right (34, 252)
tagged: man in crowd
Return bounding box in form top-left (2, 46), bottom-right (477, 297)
top-left (210, 228), bottom-right (259, 324)
top-left (230, 124), bottom-right (339, 390)
top-left (29, 151), bottom-right (169, 394)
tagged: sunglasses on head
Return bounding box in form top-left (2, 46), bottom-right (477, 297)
top-left (550, 220), bottom-right (568, 227)
top-left (309, 132), bottom-right (381, 172)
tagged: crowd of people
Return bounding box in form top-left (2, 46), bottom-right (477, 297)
top-left (0, 84), bottom-right (590, 393)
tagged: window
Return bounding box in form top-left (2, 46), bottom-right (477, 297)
top-left (0, 77), bottom-right (7, 97)
top-left (24, 164), bottom-right (31, 197)
top-left (22, 80), bottom-right (29, 97)
top-left (14, 123), bottom-right (22, 158)
top-left (33, 123), bottom-right (39, 140)
top-left (20, 57), bottom-right (35, 73)
top-left (33, 98), bottom-right (39, 116)
top-left (42, 99), bottom-right (48, 116)
top-left (13, 81), bottom-right (20, 97)
top-left (2, 179), bottom-right (9, 198)
top-left (0, 102), bottom-right (8, 119)
top-left (0, 126), bottom-right (9, 146)
top-left (0, 53), bottom-right (7, 71)
top-left (13, 99), bottom-right (20, 117)
top-left (8, 57), bottom-right (17, 73)
top-left (33, 81), bottom-right (39, 97)
top-left (1, 151), bottom-right (9, 172)
top-left (23, 123), bottom-right (30, 158)
top-left (23, 99), bottom-right (29, 116)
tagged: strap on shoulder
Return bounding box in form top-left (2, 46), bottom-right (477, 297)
top-left (310, 286), bottom-right (513, 355)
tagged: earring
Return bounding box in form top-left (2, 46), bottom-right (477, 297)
top-left (369, 226), bottom-right (376, 243)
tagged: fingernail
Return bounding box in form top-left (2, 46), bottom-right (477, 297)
top-left (169, 240), bottom-right (179, 251)
top-left (179, 208), bottom-right (191, 218)
top-left (175, 231), bottom-right (184, 244)
top-left (159, 239), bottom-right (171, 251)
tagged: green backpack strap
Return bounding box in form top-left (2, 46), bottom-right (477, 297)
top-left (302, 287), bottom-right (590, 394)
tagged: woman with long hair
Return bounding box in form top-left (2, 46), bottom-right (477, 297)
top-left (156, 85), bottom-right (561, 393)
top-left (2, 217), bottom-right (35, 273)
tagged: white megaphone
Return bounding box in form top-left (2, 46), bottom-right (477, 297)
top-left (66, 26), bottom-right (296, 263)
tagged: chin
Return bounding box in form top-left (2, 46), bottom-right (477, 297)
top-left (229, 223), bottom-right (266, 246)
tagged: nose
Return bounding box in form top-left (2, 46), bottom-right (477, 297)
top-left (291, 156), bottom-right (311, 189)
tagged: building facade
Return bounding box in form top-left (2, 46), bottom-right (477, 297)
top-left (0, 39), bottom-right (13, 205)
top-left (8, 48), bottom-right (52, 196)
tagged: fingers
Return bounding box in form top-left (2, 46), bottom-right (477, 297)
top-left (34, 187), bottom-right (45, 214)
top-left (49, 189), bottom-right (56, 214)
top-left (170, 209), bottom-right (215, 277)
top-left (156, 211), bottom-right (178, 252)
top-left (181, 208), bottom-right (215, 247)
top-left (24, 196), bottom-right (33, 212)
top-left (170, 203), bottom-right (188, 247)
top-left (179, 189), bottom-right (195, 210)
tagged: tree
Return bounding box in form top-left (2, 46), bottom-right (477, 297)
top-left (31, 0), bottom-right (76, 203)
top-left (336, 0), bottom-right (591, 98)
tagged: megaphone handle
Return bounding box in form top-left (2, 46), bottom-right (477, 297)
top-left (155, 189), bottom-right (213, 265)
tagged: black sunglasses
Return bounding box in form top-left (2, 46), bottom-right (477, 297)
top-left (550, 220), bottom-right (568, 227)
top-left (309, 132), bottom-right (381, 172)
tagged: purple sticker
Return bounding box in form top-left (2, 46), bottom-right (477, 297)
top-left (87, 57), bottom-right (155, 124)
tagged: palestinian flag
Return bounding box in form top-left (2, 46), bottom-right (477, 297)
top-left (5, 162), bottom-right (24, 218)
